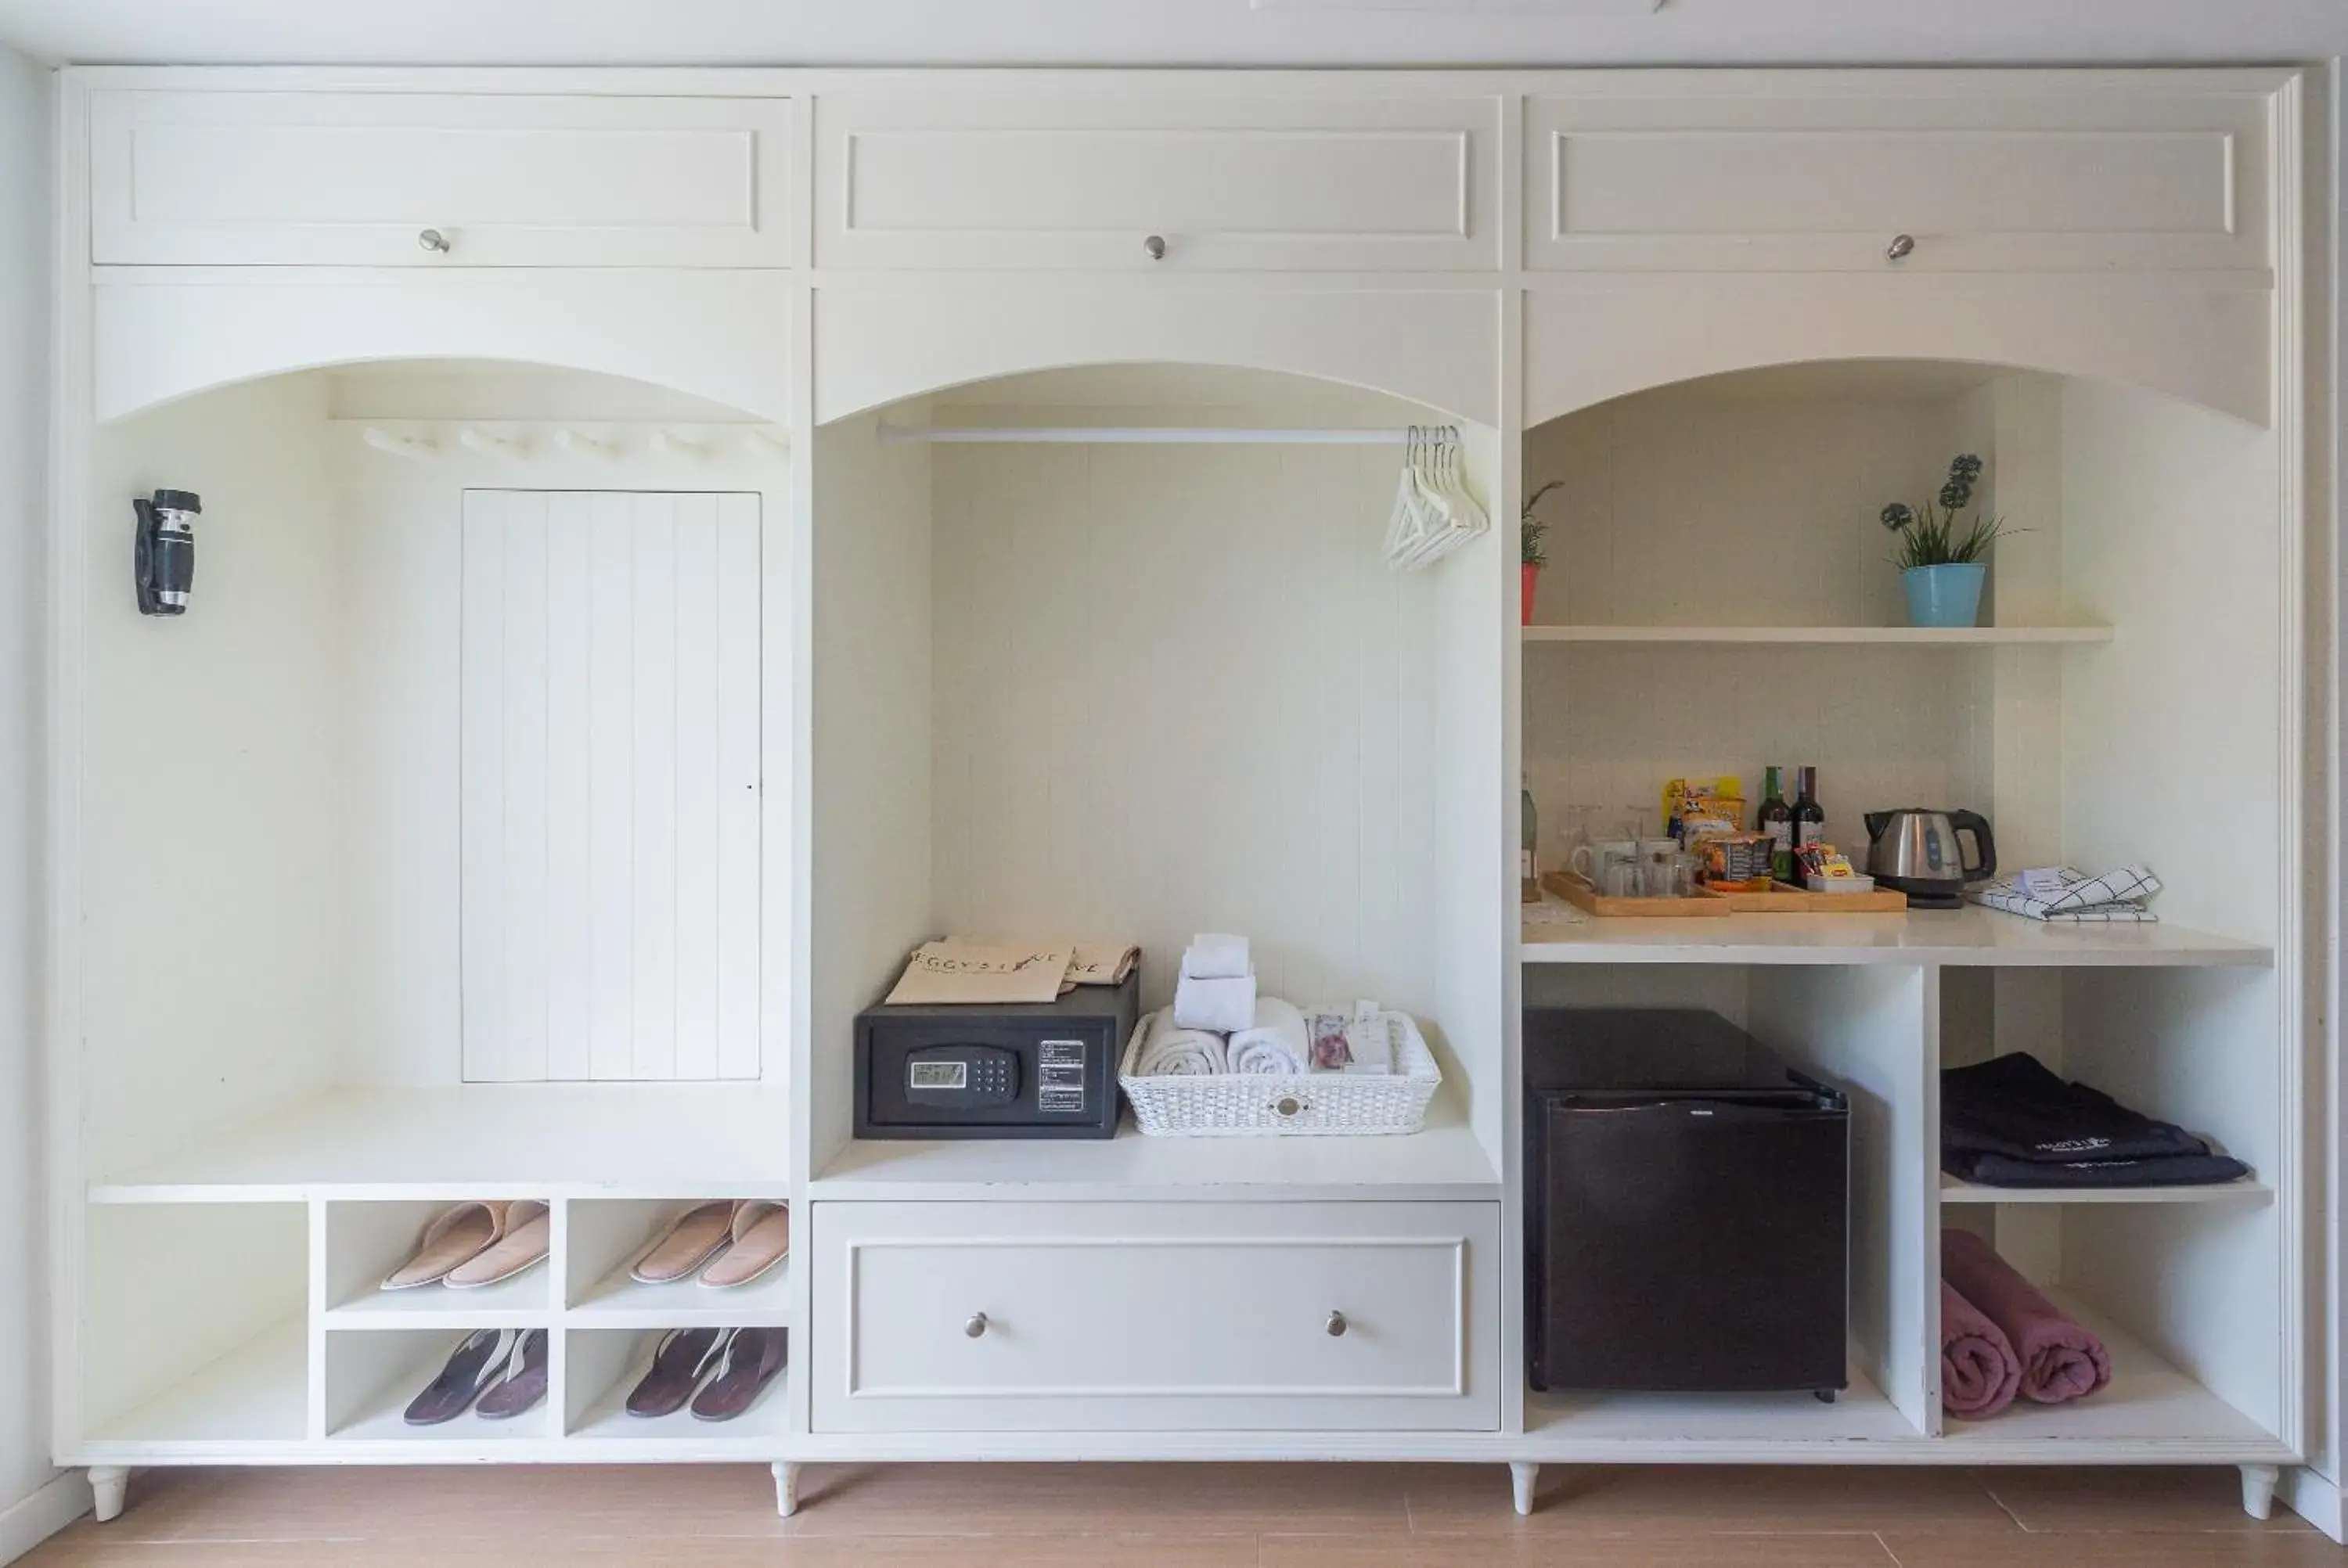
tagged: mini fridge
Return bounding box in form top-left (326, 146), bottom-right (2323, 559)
top-left (1524, 1008), bottom-right (1849, 1397)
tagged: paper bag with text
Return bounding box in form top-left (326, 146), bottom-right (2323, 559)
top-left (884, 940), bottom-right (1076, 1006)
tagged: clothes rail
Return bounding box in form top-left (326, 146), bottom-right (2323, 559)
top-left (873, 423), bottom-right (1423, 446)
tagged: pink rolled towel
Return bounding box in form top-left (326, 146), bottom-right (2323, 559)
top-left (1943, 1228), bottom-right (2112, 1404)
top-left (1939, 1281), bottom-right (2021, 1419)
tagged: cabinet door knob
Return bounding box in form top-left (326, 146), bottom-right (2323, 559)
top-left (1885, 233), bottom-right (1917, 262)
top-left (1143, 234), bottom-right (1167, 261)
top-left (1326, 1311), bottom-right (1349, 1338)
top-left (964, 1312), bottom-right (989, 1339)
top-left (418, 228), bottom-right (452, 254)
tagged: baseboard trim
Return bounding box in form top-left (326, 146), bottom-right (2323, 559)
top-left (0, 1471), bottom-right (92, 1566)
top-left (2279, 1466), bottom-right (2343, 1542)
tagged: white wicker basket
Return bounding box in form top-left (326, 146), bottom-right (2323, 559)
top-left (1118, 1009), bottom-right (1442, 1137)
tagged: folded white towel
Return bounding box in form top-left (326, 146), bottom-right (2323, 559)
top-left (1181, 933), bottom-right (1251, 981)
top-left (1228, 998), bottom-right (1309, 1076)
top-left (1133, 1009), bottom-right (1229, 1077)
top-left (1174, 969), bottom-right (1256, 1034)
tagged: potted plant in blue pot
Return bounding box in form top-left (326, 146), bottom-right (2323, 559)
top-left (1881, 454), bottom-right (2014, 628)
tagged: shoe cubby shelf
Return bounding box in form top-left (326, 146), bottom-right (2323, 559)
top-left (77, 1195), bottom-right (794, 1460)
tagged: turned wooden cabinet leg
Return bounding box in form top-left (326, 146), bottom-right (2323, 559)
top-left (1509, 1461), bottom-right (1539, 1517)
top-left (2239, 1462), bottom-right (2280, 1521)
top-left (772, 1460), bottom-right (801, 1519)
top-left (88, 1466), bottom-right (129, 1524)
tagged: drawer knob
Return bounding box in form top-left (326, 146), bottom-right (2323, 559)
top-left (1143, 234), bottom-right (1167, 261)
top-left (964, 1312), bottom-right (989, 1339)
top-left (1885, 233), bottom-right (1917, 262)
top-left (1326, 1311), bottom-right (1349, 1338)
top-left (418, 228), bottom-right (452, 255)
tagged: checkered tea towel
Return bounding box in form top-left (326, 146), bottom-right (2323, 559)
top-left (1968, 865), bottom-right (2162, 923)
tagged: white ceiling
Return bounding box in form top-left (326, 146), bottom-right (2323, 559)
top-left (0, 0), bottom-right (2343, 69)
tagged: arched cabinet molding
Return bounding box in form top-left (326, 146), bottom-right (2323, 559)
top-left (93, 269), bottom-right (795, 426)
top-left (812, 284), bottom-right (1500, 430)
top-left (1522, 275), bottom-right (2273, 429)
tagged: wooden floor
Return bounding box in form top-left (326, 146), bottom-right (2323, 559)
top-left (21, 1462), bottom-right (2343, 1566)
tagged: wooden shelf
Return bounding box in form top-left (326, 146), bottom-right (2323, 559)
top-left (571, 1259), bottom-right (794, 1330)
top-left (1522, 624), bottom-right (2116, 646)
top-left (324, 1268), bottom-right (554, 1331)
top-left (89, 1084), bottom-right (794, 1201)
top-left (1525, 1360), bottom-right (1922, 1455)
top-left (1936, 1292), bottom-right (2289, 1458)
top-left (1521, 902), bottom-right (2271, 969)
top-left (1939, 1174), bottom-right (2271, 1206)
top-left (815, 1092), bottom-right (1498, 1201)
top-left (82, 1322), bottom-right (308, 1454)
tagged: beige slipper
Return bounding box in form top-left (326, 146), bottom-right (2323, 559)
top-left (699, 1201), bottom-right (790, 1289)
top-left (446, 1200), bottom-right (551, 1289)
top-left (629, 1201), bottom-right (737, 1286)
top-left (382, 1202), bottom-right (508, 1291)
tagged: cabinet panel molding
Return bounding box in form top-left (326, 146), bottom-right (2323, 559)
top-left (92, 91), bottom-right (794, 268)
top-left (817, 95), bottom-right (1498, 272)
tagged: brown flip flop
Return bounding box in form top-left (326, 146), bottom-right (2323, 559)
top-left (474, 1329), bottom-right (548, 1420)
top-left (402, 1328), bottom-right (520, 1425)
top-left (625, 1327), bottom-right (729, 1419)
top-left (690, 1328), bottom-right (786, 1422)
top-left (381, 1202), bottom-right (506, 1291)
top-left (446, 1200), bottom-right (550, 1289)
top-left (698, 1202), bottom-right (790, 1289)
top-left (629, 1202), bottom-right (737, 1286)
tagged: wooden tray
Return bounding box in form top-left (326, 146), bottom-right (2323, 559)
top-left (1544, 872), bottom-right (1731, 919)
top-left (1700, 880), bottom-right (1909, 914)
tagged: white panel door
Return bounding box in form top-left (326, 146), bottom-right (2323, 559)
top-left (1525, 83), bottom-right (2271, 275)
top-left (811, 1201), bottom-right (1500, 1433)
top-left (462, 491), bottom-right (762, 1083)
top-left (816, 95), bottom-right (1498, 272)
top-left (90, 91), bottom-right (794, 268)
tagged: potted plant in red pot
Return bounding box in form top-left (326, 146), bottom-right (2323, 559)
top-left (1522, 480), bottom-right (1562, 625)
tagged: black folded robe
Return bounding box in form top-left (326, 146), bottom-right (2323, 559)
top-left (1941, 1052), bottom-right (2249, 1187)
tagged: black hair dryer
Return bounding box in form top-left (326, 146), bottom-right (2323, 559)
top-left (133, 488), bottom-right (200, 616)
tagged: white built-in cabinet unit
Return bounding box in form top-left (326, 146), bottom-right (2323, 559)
top-left (46, 65), bottom-right (2332, 1531)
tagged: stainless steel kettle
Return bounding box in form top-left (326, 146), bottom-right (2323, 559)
top-left (1863, 809), bottom-right (1996, 907)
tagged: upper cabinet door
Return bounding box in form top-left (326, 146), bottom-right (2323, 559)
top-left (816, 95), bottom-right (1500, 272)
top-left (1525, 84), bottom-right (2272, 277)
top-left (90, 91), bottom-right (794, 268)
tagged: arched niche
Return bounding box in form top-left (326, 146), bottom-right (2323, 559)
top-left (813, 284), bottom-right (1500, 430)
top-left (1524, 277), bottom-right (2273, 430)
top-left (93, 270), bottom-right (794, 425)
top-left (808, 358), bottom-right (1508, 1171)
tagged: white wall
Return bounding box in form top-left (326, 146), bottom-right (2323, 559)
top-left (0, 38), bottom-right (58, 1567)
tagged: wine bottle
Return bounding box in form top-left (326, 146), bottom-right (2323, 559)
top-left (1758, 765), bottom-right (1795, 883)
top-left (1792, 766), bottom-right (1828, 856)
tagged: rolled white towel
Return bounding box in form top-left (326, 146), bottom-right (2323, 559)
top-left (1181, 933), bottom-right (1251, 981)
top-left (1174, 969), bottom-right (1256, 1034)
top-left (1228, 998), bottom-right (1309, 1076)
top-left (1133, 1009), bottom-right (1228, 1077)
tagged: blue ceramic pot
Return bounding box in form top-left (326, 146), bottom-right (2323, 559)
top-left (1903, 563), bottom-right (1986, 628)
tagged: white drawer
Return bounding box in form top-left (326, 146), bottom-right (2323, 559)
top-left (810, 1200), bottom-right (1498, 1432)
top-left (816, 95), bottom-right (1498, 272)
top-left (90, 91), bottom-right (794, 268)
top-left (1526, 85), bottom-right (2271, 275)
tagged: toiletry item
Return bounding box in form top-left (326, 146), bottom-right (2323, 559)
top-left (1757, 766), bottom-right (1795, 881)
top-left (1342, 1002), bottom-right (1394, 1076)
